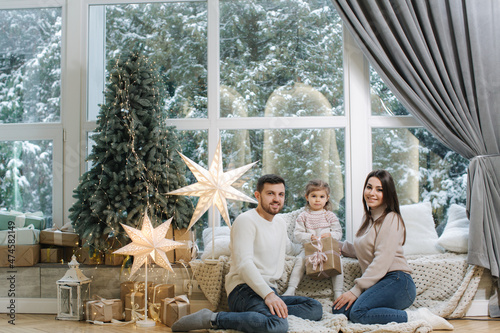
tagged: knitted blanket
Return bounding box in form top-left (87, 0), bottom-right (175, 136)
top-left (190, 208), bottom-right (483, 332)
top-left (191, 253), bottom-right (483, 333)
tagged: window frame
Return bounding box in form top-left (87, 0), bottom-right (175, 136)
top-left (0, 0), bottom-right (67, 227)
top-left (71, 0), bottom-right (427, 239)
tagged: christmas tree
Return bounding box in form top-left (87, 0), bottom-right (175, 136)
top-left (69, 51), bottom-right (194, 251)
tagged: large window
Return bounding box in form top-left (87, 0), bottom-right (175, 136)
top-left (0, 3), bottom-right (63, 225)
top-left (0, 0), bottom-right (469, 243)
top-left (86, 0), bottom-right (347, 241)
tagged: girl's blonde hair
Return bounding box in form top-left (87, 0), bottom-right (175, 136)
top-left (304, 179), bottom-right (333, 211)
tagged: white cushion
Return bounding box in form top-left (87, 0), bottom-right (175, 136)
top-left (201, 226), bottom-right (231, 260)
top-left (437, 204), bottom-right (469, 253)
top-left (400, 202), bottom-right (442, 255)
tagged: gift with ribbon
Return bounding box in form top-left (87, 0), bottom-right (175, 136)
top-left (124, 291), bottom-right (146, 322)
top-left (86, 296), bottom-right (123, 323)
top-left (0, 210), bottom-right (46, 230)
top-left (147, 283), bottom-right (175, 321)
top-left (304, 236), bottom-right (342, 280)
top-left (0, 224), bottom-right (40, 245)
top-left (40, 222), bottom-right (80, 247)
top-left (160, 295), bottom-right (190, 327)
top-left (120, 281), bottom-right (154, 305)
top-left (40, 247), bottom-right (63, 263)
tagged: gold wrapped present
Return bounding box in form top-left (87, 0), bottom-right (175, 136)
top-left (40, 247), bottom-right (63, 263)
top-left (304, 236), bottom-right (342, 280)
top-left (104, 252), bottom-right (124, 266)
top-left (160, 295), bottom-right (190, 327)
top-left (124, 291), bottom-right (145, 322)
top-left (85, 297), bottom-right (123, 322)
top-left (0, 244), bottom-right (40, 267)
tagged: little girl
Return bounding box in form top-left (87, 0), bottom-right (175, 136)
top-left (284, 179), bottom-right (344, 298)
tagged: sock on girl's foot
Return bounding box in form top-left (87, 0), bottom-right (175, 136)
top-left (406, 308), bottom-right (454, 330)
top-left (171, 308), bottom-right (215, 331)
top-left (283, 287), bottom-right (296, 296)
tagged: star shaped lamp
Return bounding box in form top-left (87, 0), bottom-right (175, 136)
top-left (167, 139), bottom-right (257, 230)
top-left (113, 211), bottom-right (183, 277)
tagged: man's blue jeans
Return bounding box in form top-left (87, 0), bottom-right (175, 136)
top-left (332, 270), bottom-right (416, 324)
top-left (215, 284), bottom-right (323, 333)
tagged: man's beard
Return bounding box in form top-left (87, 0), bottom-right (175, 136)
top-left (262, 201), bottom-right (282, 216)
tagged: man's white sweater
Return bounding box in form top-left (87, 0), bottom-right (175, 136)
top-left (225, 209), bottom-right (300, 299)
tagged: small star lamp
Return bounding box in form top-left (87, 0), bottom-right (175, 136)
top-left (168, 139), bottom-right (257, 260)
top-left (113, 211), bottom-right (182, 327)
top-left (56, 255), bottom-right (91, 321)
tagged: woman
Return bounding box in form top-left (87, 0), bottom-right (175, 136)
top-left (332, 170), bottom-right (453, 330)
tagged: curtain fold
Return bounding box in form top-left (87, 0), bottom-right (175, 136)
top-left (330, 0), bottom-right (500, 281)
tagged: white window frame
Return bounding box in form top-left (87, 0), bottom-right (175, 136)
top-left (0, 0), bottom-right (69, 227)
top-left (73, 0), bottom-right (425, 241)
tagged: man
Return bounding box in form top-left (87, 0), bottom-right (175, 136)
top-left (172, 174), bottom-right (323, 332)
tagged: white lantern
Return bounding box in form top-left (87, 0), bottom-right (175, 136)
top-left (56, 255), bottom-right (91, 321)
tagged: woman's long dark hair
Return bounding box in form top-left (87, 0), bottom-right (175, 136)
top-left (356, 170), bottom-right (406, 244)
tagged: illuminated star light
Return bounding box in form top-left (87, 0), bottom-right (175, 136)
top-left (167, 139), bottom-right (257, 230)
top-left (113, 212), bottom-right (183, 276)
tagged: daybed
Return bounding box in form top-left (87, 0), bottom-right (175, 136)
top-left (191, 203), bottom-right (483, 333)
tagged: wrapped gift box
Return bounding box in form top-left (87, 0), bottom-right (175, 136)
top-left (148, 283), bottom-right (175, 304)
top-left (120, 281), bottom-right (154, 305)
top-left (73, 247), bottom-right (103, 265)
top-left (0, 244), bottom-right (40, 267)
top-left (147, 283), bottom-right (175, 319)
top-left (173, 228), bottom-right (196, 263)
top-left (160, 295), bottom-right (190, 327)
top-left (304, 236), bottom-right (342, 280)
top-left (0, 210), bottom-right (46, 230)
top-left (85, 298), bottom-right (123, 322)
top-left (165, 226), bottom-right (174, 263)
top-left (0, 224), bottom-right (40, 246)
top-left (104, 252), bottom-right (125, 266)
top-left (40, 247), bottom-right (63, 263)
top-left (40, 229), bottom-right (79, 247)
top-left (124, 291), bottom-right (145, 322)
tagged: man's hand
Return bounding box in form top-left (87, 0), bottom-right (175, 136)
top-left (320, 233), bottom-right (329, 238)
top-left (264, 292), bottom-right (288, 318)
top-left (332, 291), bottom-right (357, 311)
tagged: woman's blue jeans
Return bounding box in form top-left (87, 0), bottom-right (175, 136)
top-left (332, 271), bottom-right (416, 324)
top-left (215, 284), bottom-right (323, 333)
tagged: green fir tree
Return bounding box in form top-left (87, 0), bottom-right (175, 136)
top-left (69, 51), bottom-right (194, 251)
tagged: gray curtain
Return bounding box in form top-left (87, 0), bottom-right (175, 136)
top-left (330, 0), bottom-right (500, 280)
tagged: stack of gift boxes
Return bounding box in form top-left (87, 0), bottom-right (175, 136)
top-left (0, 209), bottom-right (121, 266)
top-left (0, 210), bottom-right (45, 267)
top-left (85, 281), bottom-right (191, 327)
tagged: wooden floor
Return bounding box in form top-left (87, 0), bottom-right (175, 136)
top-left (1, 313), bottom-right (499, 332)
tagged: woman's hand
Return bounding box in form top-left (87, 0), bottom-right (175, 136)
top-left (333, 291), bottom-right (358, 310)
top-left (311, 235), bottom-right (319, 241)
top-left (264, 292), bottom-right (288, 318)
top-left (320, 233), bottom-right (329, 239)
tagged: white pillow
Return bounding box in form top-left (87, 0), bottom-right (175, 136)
top-left (400, 202), bottom-right (442, 255)
top-left (437, 204), bottom-right (469, 253)
top-left (201, 226), bottom-right (231, 260)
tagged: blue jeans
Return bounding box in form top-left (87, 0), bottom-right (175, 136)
top-left (332, 271), bottom-right (416, 324)
top-left (215, 284), bottom-right (323, 333)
